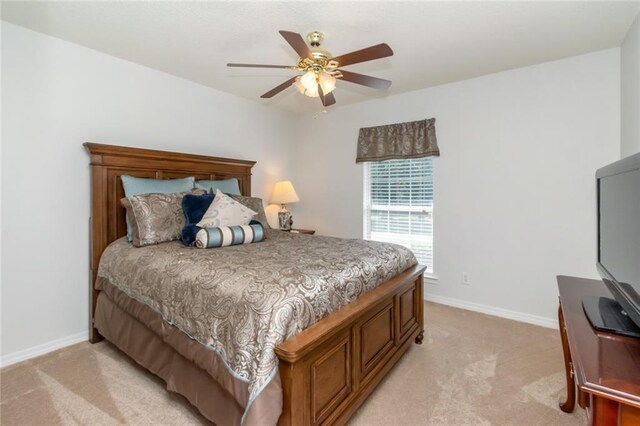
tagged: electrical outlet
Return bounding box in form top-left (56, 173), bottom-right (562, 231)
top-left (462, 272), bottom-right (471, 285)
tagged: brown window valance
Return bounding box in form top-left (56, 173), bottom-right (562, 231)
top-left (356, 118), bottom-right (439, 163)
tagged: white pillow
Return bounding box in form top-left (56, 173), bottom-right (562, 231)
top-left (197, 189), bottom-right (257, 228)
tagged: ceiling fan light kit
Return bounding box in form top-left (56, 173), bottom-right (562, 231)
top-left (227, 30), bottom-right (393, 107)
top-left (294, 70), bottom-right (336, 98)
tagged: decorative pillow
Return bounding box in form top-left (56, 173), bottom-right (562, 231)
top-left (181, 224), bottom-right (204, 247)
top-left (182, 192), bottom-right (215, 225)
top-left (197, 189), bottom-right (256, 228)
top-left (195, 178), bottom-right (241, 195)
top-left (182, 220), bottom-right (261, 247)
top-left (121, 190), bottom-right (200, 247)
top-left (121, 175), bottom-right (195, 241)
top-left (230, 194), bottom-right (271, 228)
top-left (181, 192), bottom-right (215, 246)
top-left (195, 223), bottom-right (264, 249)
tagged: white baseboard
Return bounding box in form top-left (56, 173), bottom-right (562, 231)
top-left (0, 331), bottom-right (89, 368)
top-left (424, 293), bottom-right (558, 329)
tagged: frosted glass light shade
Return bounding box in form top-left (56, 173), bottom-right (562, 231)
top-left (294, 71), bottom-right (319, 98)
top-left (294, 71), bottom-right (337, 98)
top-left (319, 71), bottom-right (336, 94)
top-left (293, 77), bottom-right (305, 94)
top-left (270, 180), bottom-right (300, 205)
top-left (301, 71), bottom-right (317, 91)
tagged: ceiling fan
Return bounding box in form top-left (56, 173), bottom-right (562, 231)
top-left (227, 30), bottom-right (393, 107)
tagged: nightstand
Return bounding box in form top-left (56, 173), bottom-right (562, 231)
top-left (288, 228), bottom-right (316, 235)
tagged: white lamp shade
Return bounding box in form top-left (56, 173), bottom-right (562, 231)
top-left (270, 180), bottom-right (300, 205)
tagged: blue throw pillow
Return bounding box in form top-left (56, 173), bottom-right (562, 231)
top-left (195, 178), bottom-right (241, 195)
top-left (182, 192), bottom-right (215, 225)
top-left (121, 175), bottom-right (195, 241)
top-left (181, 192), bottom-right (215, 246)
top-left (181, 224), bottom-right (203, 247)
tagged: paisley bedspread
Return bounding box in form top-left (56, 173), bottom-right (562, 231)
top-left (97, 229), bottom-right (417, 421)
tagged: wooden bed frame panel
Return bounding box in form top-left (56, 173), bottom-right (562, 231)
top-left (84, 143), bottom-right (425, 425)
top-left (276, 267), bottom-right (424, 425)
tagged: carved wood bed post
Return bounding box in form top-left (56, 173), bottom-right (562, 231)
top-left (415, 273), bottom-right (425, 344)
top-left (88, 151), bottom-right (108, 342)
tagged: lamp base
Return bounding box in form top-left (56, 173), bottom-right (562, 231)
top-left (278, 210), bottom-right (293, 231)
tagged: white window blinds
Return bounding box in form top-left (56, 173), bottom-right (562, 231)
top-left (364, 157), bottom-right (434, 271)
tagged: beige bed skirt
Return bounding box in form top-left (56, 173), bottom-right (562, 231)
top-left (94, 278), bottom-right (283, 425)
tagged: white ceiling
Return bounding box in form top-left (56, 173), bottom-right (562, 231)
top-left (2, 1), bottom-right (639, 113)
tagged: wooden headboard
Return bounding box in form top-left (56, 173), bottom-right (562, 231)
top-left (84, 142), bottom-right (255, 342)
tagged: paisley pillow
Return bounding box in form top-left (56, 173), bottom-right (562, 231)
top-left (121, 189), bottom-right (204, 247)
top-left (230, 194), bottom-right (271, 228)
top-left (121, 175), bottom-right (195, 241)
top-left (197, 189), bottom-right (256, 228)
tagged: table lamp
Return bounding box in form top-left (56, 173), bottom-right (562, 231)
top-left (270, 180), bottom-right (299, 231)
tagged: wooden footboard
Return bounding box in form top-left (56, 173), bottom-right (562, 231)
top-left (276, 264), bottom-right (426, 425)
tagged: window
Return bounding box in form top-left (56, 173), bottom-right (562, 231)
top-left (364, 157), bottom-right (434, 272)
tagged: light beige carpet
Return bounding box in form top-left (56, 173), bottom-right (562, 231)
top-left (1, 302), bottom-right (585, 425)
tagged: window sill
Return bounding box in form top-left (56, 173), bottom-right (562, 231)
top-left (424, 272), bottom-right (438, 283)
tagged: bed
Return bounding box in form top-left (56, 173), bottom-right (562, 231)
top-left (85, 143), bottom-right (426, 425)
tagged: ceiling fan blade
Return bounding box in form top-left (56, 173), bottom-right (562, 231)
top-left (279, 30), bottom-right (313, 59)
top-left (318, 84), bottom-right (337, 107)
top-left (324, 92), bottom-right (337, 106)
top-left (330, 43), bottom-right (393, 67)
top-left (228, 63), bottom-right (294, 69)
top-left (338, 70), bottom-right (392, 90)
top-left (260, 76), bottom-right (298, 99)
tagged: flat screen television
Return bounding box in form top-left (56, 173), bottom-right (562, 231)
top-left (582, 152), bottom-right (640, 337)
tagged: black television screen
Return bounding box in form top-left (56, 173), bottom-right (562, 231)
top-left (583, 153), bottom-right (640, 337)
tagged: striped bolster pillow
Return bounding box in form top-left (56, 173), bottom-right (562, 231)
top-left (194, 223), bottom-right (264, 249)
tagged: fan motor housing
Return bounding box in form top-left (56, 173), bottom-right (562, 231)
top-left (300, 31), bottom-right (337, 69)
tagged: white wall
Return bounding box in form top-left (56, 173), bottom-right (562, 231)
top-left (621, 13), bottom-right (640, 157)
top-left (0, 22), bottom-right (297, 364)
top-left (293, 49), bottom-right (621, 326)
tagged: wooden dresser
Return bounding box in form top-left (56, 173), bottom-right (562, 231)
top-left (558, 275), bottom-right (640, 425)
